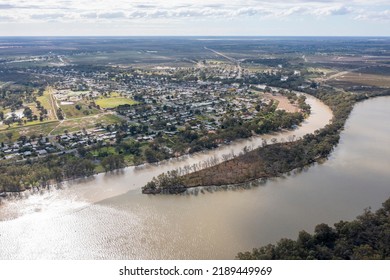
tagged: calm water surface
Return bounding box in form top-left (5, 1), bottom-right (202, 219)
top-left (0, 96), bottom-right (389, 259)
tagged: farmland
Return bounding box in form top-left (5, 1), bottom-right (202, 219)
top-left (328, 72), bottom-right (390, 88)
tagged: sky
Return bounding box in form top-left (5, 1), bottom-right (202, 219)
top-left (0, 0), bottom-right (389, 36)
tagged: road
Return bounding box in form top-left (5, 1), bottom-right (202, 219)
top-left (204, 47), bottom-right (242, 79)
top-left (319, 63), bottom-right (389, 83)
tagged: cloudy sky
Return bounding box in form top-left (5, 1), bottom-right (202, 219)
top-left (0, 0), bottom-right (389, 36)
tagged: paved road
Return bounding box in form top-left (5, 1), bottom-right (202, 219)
top-left (204, 47), bottom-right (242, 79)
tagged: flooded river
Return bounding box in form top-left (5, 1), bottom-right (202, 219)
top-left (1, 96), bottom-right (389, 259)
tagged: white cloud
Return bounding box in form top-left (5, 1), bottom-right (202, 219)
top-left (98, 12), bottom-right (126, 19)
top-left (30, 13), bottom-right (66, 20)
top-left (311, 5), bottom-right (353, 16)
top-left (355, 9), bottom-right (390, 21)
top-left (0, 0), bottom-right (388, 23)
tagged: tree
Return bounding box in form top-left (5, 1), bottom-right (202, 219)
top-left (57, 108), bottom-right (64, 120)
top-left (237, 197), bottom-right (390, 260)
top-left (314, 223), bottom-right (337, 247)
top-left (5, 132), bottom-right (13, 142)
top-left (77, 146), bottom-right (87, 157)
top-left (144, 147), bottom-right (159, 163)
top-left (23, 107), bottom-right (33, 120)
top-left (3, 118), bottom-right (12, 128)
top-left (101, 154), bottom-right (125, 172)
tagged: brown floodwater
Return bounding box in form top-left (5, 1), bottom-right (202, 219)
top-left (0, 96), bottom-right (389, 259)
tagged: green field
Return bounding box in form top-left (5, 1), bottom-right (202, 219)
top-left (0, 121), bottom-right (59, 142)
top-left (37, 88), bottom-right (57, 120)
top-left (98, 113), bottom-right (123, 124)
top-left (96, 97), bottom-right (137, 109)
top-left (60, 102), bottom-right (101, 118)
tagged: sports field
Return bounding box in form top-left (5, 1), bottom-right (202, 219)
top-left (95, 97), bottom-right (137, 109)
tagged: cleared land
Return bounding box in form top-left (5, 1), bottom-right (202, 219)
top-left (37, 87), bottom-right (58, 120)
top-left (59, 102), bottom-right (101, 118)
top-left (329, 73), bottom-right (390, 88)
top-left (0, 121), bottom-right (59, 142)
top-left (96, 97), bottom-right (137, 109)
top-left (49, 113), bottom-right (122, 135)
top-left (263, 93), bottom-right (299, 113)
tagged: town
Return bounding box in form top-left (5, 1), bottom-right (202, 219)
top-left (0, 35), bottom-right (389, 263)
top-left (0, 55), bottom-right (306, 167)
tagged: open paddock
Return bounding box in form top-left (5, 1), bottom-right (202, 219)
top-left (49, 113), bottom-right (123, 135)
top-left (96, 97), bottom-right (137, 109)
top-left (0, 121), bottom-right (59, 142)
top-left (60, 102), bottom-right (101, 118)
top-left (329, 72), bottom-right (390, 88)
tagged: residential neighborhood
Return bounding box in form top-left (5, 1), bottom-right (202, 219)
top-left (1, 62), bottom-right (299, 163)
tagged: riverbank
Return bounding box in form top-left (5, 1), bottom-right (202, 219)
top-left (142, 88), bottom-right (390, 194)
top-left (237, 196), bottom-right (390, 260)
top-left (0, 91), bottom-right (332, 208)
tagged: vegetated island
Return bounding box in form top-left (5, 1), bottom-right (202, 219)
top-left (142, 88), bottom-right (390, 194)
top-left (236, 197), bottom-right (390, 260)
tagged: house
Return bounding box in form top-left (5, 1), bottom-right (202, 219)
top-left (24, 151), bottom-right (32, 157)
top-left (37, 149), bottom-right (48, 156)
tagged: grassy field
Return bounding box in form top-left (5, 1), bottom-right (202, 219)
top-left (49, 113), bottom-right (123, 135)
top-left (0, 112), bottom-right (124, 138)
top-left (96, 97), bottom-right (137, 109)
top-left (0, 121), bottom-right (59, 142)
top-left (37, 87), bottom-right (57, 120)
top-left (98, 113), bottom-right (123, 124)
top-left (60, 102), bottom-right (101, 118)
top-left (329, 73), bottom-right (390, 88)
top-left (25, 102), bottom-right (40, 116)
top-left (241, 63), bottom-right (271, 72)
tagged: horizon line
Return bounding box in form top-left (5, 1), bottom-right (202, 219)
top-left (0, 35), bottom-right (389, 38)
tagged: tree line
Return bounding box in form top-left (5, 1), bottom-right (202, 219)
top-left (237, 197), bottom-right (390, 260)
top-left (0, 155), bottom-right (95, 193)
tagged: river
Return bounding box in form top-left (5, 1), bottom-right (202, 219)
top-left (0, 96), bottom-right (389, 259)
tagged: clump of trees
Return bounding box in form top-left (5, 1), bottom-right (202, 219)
top-left (237, 198), bottom-right (390, 260)
top-left (0, 85), bottom-right (34, 111)
top-left (143, 144), bottom-right (171, 163)
top-left (57, 108), bottom-right (64, 120)
top-left (0, 155), bottom-right (96, 193)
top-left (242, 72), bottom-right (305, 89)
top-left (101, 154), bottom-right (125, 172)
top-left (142, 170), bottom-right (186, 194)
